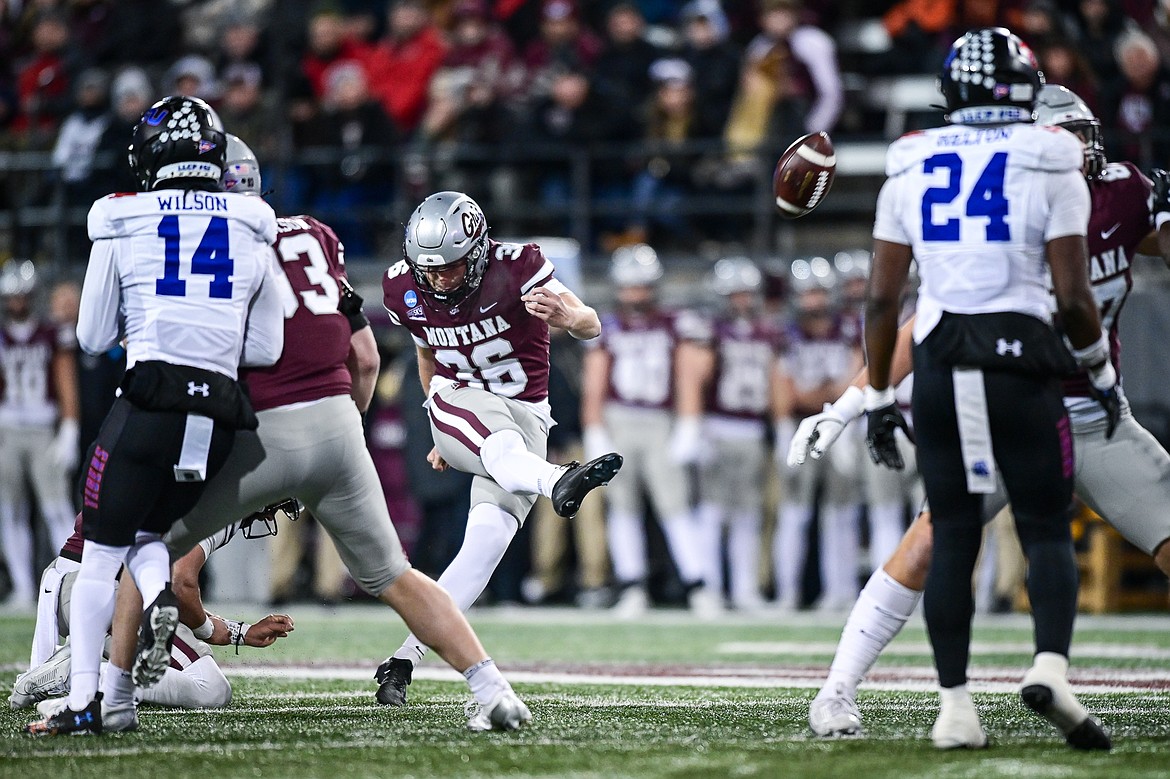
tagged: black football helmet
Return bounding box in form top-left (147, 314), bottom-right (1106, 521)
top-left (939, 27), bottom-right (1043, 125)
top-left (128, 95), bottom-right (227, 191)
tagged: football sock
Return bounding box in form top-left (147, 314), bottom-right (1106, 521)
top-left (694, 503), bottom-right (726, 598)
top-left (728, 509), bottom-right (763, 606)
top-left (661, 510), bottom-right (707, 584)
top-left (480, 430), bottom-right (563, 498)
top-left (606, 510), bottom-right (648, 583)
top-left (125, 532), bottom-right (170, 607)
top-left (1015, 519), bottom-right (1078, 657)
top-left (867, 502), bottom-right (907, 571)
top-left (464, 658), bottom-right (509, 707)
top-left (100, 662), bottom-right (136, 709)
top-left (823, 568), bottom-right (922, 698)
top-left (774, 503), bottom-right (813, 604)
top-left (819, 504), bottom-right (861, 605)
top-left (0, 501), bottom-right (34, 602)
top-left (924, 518), bottom-right (982, 689)
top-left (395, 503), bottom-right (517, 664)
top-left (68, 540), bottom-right (128, 710)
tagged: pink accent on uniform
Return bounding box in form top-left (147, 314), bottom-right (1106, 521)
top-left (82, 446), bottom-right (110, 510)
top-left (243, 215), bottom-right (356, 412)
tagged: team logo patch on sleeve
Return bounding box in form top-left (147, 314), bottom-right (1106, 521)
top-left (407, 305), bottom-right (426, 321)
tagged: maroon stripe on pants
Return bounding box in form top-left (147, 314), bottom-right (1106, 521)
top-left (171, 632), bottom-right (200, 670)
top-left (429, 409), bottom-right (482, 457)
top-left (431, 392), bottom-right (493, 440)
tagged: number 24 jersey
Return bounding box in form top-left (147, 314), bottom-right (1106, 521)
top-left (873, 123), bottom-right (1090, 343)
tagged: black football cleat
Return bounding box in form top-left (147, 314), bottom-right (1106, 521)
top-left (550, 453), bottom-right (624, 518)
top-left (132, 585), bottom-right (180, 688)
top-left (24, 693), bottom-right (102, 736)
top-left (374, 658), bottom-right (413, 706)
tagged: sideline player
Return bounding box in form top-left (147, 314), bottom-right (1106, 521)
top-left (862, 29), bottom-right (1114, 750)
top-left (25, 97), bottom-right (286, 737)
top-left (580, 245), bottom-right (716, 618)
top-left (375, 191), bottom-right (622, 705)
top-left (795, 83), bottom-right (1170, 742)
top-left (11, 502), bottom-right (296, 720)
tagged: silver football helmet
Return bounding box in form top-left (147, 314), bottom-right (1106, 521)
top-left (0, 259), bottom-right (36, 297)
top-left (403, 191), bottom-right (489, 306)
top-left (610, 243), bottom-right (662, 287)
top-left (1034, 84), bottom-right (1106, 179)
top-left (222, 133), bottom-right (262, 195)
top-left (711, 256), bottom-right (762, 296)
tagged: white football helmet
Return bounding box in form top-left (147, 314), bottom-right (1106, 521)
top-left (403, 191), bottom-right (489, 306)
top-left (1034, 84), bottom-right (1105, 179)
top-left (222, 133), bottom-right (262, 195)
top-left (711, 256), bottom-right (762, 296)
top-left (610, 243), bottom-right (662, 287)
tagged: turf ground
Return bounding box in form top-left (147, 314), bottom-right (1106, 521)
top-left (2, 605), bottom-right (1169, 778)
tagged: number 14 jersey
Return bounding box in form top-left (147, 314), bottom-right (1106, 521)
top-left (873, 123), bottom-right (1090, 343)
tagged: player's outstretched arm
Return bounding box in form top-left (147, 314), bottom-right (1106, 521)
top-left (173, 545), bottom-right (293, 648)
top-left (863, 239), bottom-right (914, 470)
top-left (522, 286), bottom-right (601, 339)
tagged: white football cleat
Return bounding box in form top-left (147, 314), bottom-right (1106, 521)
top-left (611, 586), bottom-right (649, 620)
top-left (931, 686), bottom-right (988, 749)
top-left (101, 699), bottom-right (139, 733)
top-left (1020, 652), bottom-right (1111, 750)
top-left (809, 688), bottom-right (862, 737)
top-left (466, 689), bottom-right (532, 732)
top-left (9, 644), bottom-right (72, 709)
top-left (687, 586), bottom-right (724, 620)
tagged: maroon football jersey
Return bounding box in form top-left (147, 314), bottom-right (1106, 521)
top-left (1061, 162), bottom-right (1152, 399)
top-left (243, 216), bottom-right (355, 412)
top-left (60, 513), bottom-right (84, 561)
top-left (590, 307), bottom-right (710, 410)
top-left (0, 319), bottom-right (72, 427)
top-left (706, 315), bottom-right (784, 422)
top-left (382, 240), bottom-right (555, 403)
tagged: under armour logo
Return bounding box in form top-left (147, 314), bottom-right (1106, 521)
top-left (187, 381), bottom-right (210, 397)
top-left (972, 460), bottom-right (991, 477)
top-left (996, 338), bottom-right (1023, 358)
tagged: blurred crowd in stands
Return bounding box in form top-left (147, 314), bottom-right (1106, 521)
top-left (3, 0), bottom-right (1170, 257)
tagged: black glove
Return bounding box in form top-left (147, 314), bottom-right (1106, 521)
top-left (1089, 384), bottom-right (1122, 440)
top-left (1151, 168), bottom-right (1170, 216)
top-left (865, 403), bottom-right (912, 470)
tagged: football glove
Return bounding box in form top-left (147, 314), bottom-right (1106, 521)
top-left (1151, 168), bottom-right (1170, 218)
top-left (786, 386), bottom-right (864, 467)
top-left (864, 386), bottom-right (912, 471)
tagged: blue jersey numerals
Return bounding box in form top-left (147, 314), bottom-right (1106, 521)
top-left (921, 152), bottom-right (1010, 243)
top-left (155, 215), bottom-right (234, 299)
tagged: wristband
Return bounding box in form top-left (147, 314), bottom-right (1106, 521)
top-left (1070, 332), bottom-right (1109, 370)
top-left (831, 385), bottom-right (866, 420)
top-left (863, 385), bottom-right (896, 410)
top-left (226, 619), bottom-right (251, 652)
top-left (193, 615), bottom-right (214, 640)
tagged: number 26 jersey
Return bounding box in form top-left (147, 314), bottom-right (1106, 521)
top-left (873, 123), bottom-right (1090, 344)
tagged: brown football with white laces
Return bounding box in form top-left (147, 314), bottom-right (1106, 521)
top-left (773, 131), bottom-right (836, 218)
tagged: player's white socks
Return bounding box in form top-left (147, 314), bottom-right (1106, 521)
top-left (480, 430), bottom-right (564, 498)
top-left (100, 663), bottom-right (136, 709)
top-left (822, 568), bottom-right (922, 698)
top-left (393, 503), bottom-right (517, 666)
top-left (463, 658), bottom-right (510, 707)
top-left (661, 510), bottom-right (707, 585)
top-left (774, 503), bottom-right (813, 605)
top-left (137, 656), bottom-right (232, 708)
top-left (867, 503), bottom-right (906, 572)
top-left (694, 503), bottom-right (726, 596)
top-left (606, 510), bottom-right (648, 584)
top-left (0, 501), bottom-right (35, 602)
top-left (728, 509), bottom-right (763, 607)
top-left (125, 532), bottom-right (170, 607)
top-left (67, 540), bottom-right (128, 710)
top-left (819, 504), bottom-right (861, 607)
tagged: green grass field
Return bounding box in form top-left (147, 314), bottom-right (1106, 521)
top-left (2, 606), bottom-right (1169, 778)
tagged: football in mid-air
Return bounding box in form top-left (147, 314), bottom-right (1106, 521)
top-left (773, 131), bottom-right (836, 218)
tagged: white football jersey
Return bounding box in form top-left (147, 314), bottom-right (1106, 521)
top-left (873, 123), bottom-right (1090, 343)
top-left (78, 189), bottom-right (283, 379)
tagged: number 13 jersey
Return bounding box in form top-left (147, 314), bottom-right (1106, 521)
top-left (873, 123), bottom-right (1090, 343)
top-left (81, 188), bottom-right (279, 378)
